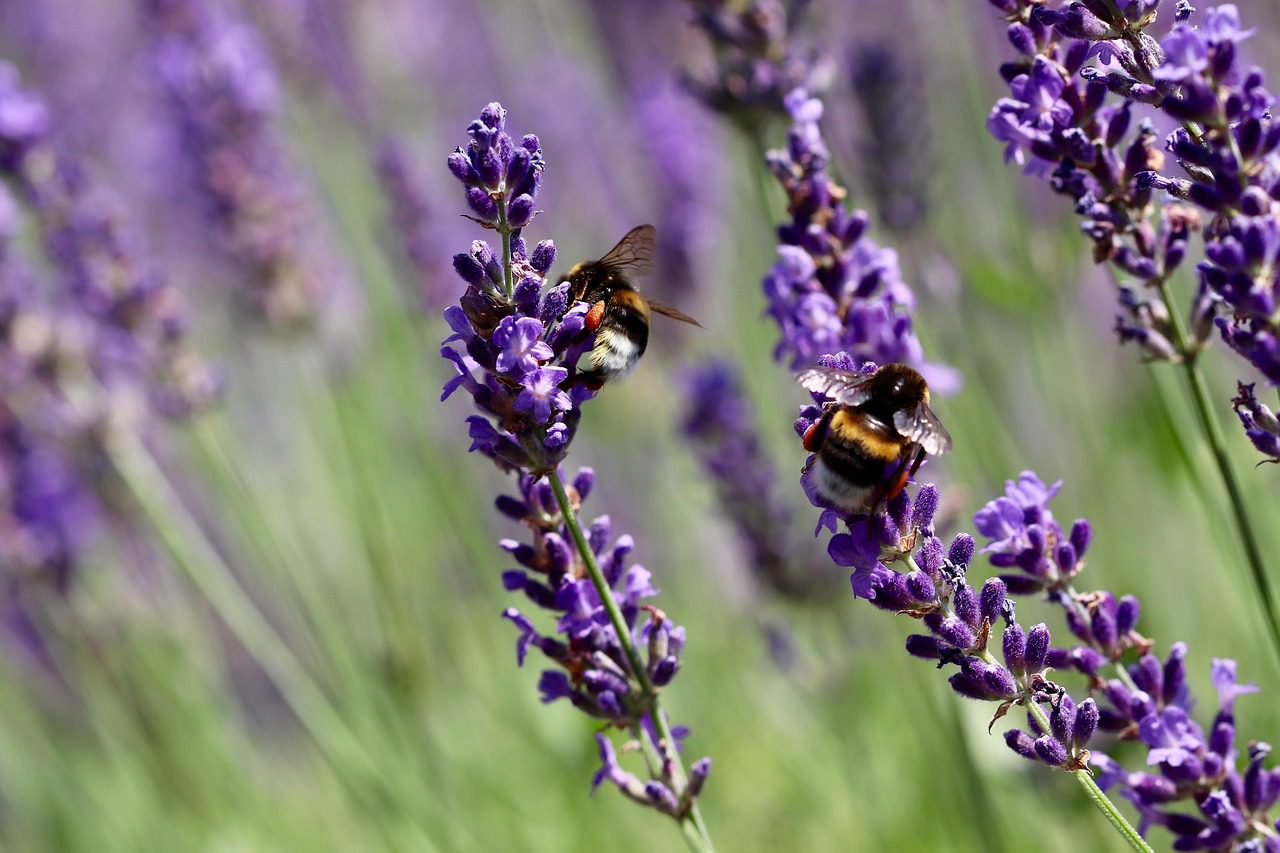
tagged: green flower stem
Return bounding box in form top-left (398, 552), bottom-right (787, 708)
top-left (1154, 278), bottom-right (1280, 666)
top-left (547, 471), bottom-right (714, 853)
top-left (497, 196), bottom-right (515, 299)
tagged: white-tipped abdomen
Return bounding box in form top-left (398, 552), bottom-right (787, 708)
top-left (591, 328), bottom-right (640, 380)
top-left (812, 457), bottom-right (873, 513)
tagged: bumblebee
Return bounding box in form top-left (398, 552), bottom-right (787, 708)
top-left (797, 363), bottom-right (952, 514)
top-left (561, 224), bottom-right (701, 386)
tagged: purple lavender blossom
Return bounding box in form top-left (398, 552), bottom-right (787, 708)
top-left (792, 448), bottom-right (1097, 770)
top-left (441, 103), bottom-right (710, 832)
top-left (440, 103), bottom-right (602, 472)
top-left (500, 469), bottom-right (688, 728)
top-left (448, 102), bottom-right (543, 230)
top-left (980, 0), bottom-right (1280, 462)
top-left (684, 0), bottom-right (833, 136)
top-left (763, 90), bottom-right (956, 391)
top-left (0, 415), bottom-right (96, 594)
top-left (146, 0), bottom-right (347, 327)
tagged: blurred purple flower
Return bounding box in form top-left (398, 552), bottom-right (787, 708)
top-left (680, 359), bottom-right (820, 599)
top-left (684, 0), bottom-right (833, 136)
top-left (147, 0), bottom-right (349, 327)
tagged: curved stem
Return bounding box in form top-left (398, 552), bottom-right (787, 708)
top-left (1155, 279), bottom-right (1280, 666)
top-left (1072, 771), bottom-right (1153, 853)
top-left (547, 472), bottom-right (714, 853)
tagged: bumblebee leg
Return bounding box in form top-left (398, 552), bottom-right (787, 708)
top-left (802, 412), bottom-right (831, 452)
top-left (870, 454), bottom-right (913, 515)
top-left (908, 446), bottom-right (926, 477)
top-left (558, 371), bottom-right (606, 392)
top-left (802, 421), bottom-right (821, 452)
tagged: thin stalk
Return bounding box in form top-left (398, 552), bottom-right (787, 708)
top-left (547, 471), bottom-right (714, 853)
top-left (1154, 279), bottom-right (1280, 665)
top-left (497, 198), bottom-right (515, 299)
top-left (632, 722), bottom-right (707, 853)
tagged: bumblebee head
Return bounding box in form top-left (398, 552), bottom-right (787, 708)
top-left (867, 364), bottom-right (930, 415)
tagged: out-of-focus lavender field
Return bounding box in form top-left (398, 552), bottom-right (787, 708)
top-left (4, 0), bottom-right (1280, 850)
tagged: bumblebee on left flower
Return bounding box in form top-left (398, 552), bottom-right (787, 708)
top-left (441, 101), bottom-right (714, 846)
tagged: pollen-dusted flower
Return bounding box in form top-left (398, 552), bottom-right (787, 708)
top-left (147, 0), bottom-right (350, 327)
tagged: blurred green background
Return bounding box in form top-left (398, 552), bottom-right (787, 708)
top-left (3, 0), bottom-right (1280, 850)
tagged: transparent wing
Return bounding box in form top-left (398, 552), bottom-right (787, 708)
top-left (648, 299), bottom-right (703, 327)
top-left (595, 224), bottom-right (656, 278)
top-left (795, 367), bottom-right (875, 407)
top-left (893, 403), bottom-right (953, 456)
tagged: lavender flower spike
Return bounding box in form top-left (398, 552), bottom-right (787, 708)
top-left (793, 389), bottom-right (1278, 849)
top-left (147, 0), bottom-right (349, 328)
top-left (440, 103), bottom-right (711, 847)
top-left (680, 359), bottom-right (816, 598)
top-left (975, 0), bottom-right (1280, 668)
top-left (684, 0), bottom-right (833, 136)
top-left (764, 88), bottom-right (957, 393)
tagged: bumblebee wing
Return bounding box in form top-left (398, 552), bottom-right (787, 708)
top-left (893, 403), bottom-right (953, 456)
top-left (795, 367), bottom-right (875, 406)
top-left (595, 224), bottom-right (656, 278)
top-left (647, 299), bottom-right (703, 327)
